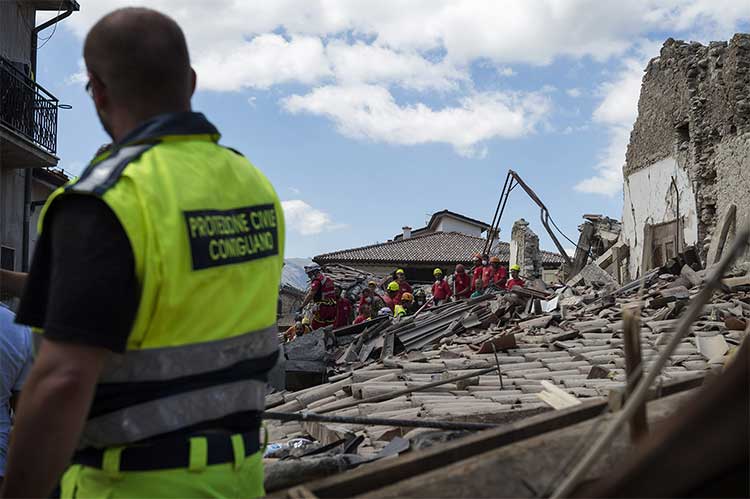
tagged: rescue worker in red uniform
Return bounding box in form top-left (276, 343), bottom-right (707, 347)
top-left (301, 265), bottom-right (337, 330)
top-left (490, 256), bottom-right (508, 288)
top-left (452, 264), bottom-right (471, 300)
top-left (432, 268), bottom-right (452, 304)
top-left (470, 254), bottom-right (483, 292)
top-left (334, 285), bottom-right (352, 328)
top-left (383, 281), bottom-right (400, 311)
top-left (353, 304), bottom-right (371, 324)
top-left (482, 256), bottom-right (499, 289)
top-left (506, 264), bottom-right (526, 291)
top-left (394, 269), bottom-right (413, 302)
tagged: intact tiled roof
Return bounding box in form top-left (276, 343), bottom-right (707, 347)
top-left (314, 231), bottom-right (565, 266)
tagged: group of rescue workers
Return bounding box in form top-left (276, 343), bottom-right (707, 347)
top-left (286, 254), bottom-right (526, 342)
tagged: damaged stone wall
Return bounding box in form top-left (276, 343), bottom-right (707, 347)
top-left (623, 34), bottom-right (750, 277)
top-left (510, 219), bottom-right (542, 279)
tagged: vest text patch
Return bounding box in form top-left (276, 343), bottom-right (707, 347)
top-left (184, 204), bottom-right (279, 270)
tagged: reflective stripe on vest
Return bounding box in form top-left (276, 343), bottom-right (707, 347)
top-left (79, 379), bottom-right (265, 449)
top-left (98, 325), bottom-right (278, 383)
top-left (71, 144), bottom-right (153, 195)
top-left (319, 275), bottom-right (336, 301)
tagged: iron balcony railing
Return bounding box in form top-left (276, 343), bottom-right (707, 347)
top-left (0, 56), bottom-right (58, 154)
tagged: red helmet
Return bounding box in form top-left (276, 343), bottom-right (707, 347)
top-left (455, 264), bottom-right (465, 273)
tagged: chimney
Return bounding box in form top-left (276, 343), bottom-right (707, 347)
top-left (402, 226), bottom-right (412, 239)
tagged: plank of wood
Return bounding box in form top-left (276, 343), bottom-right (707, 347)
top-left (285, 399), bottom-right (610, 497)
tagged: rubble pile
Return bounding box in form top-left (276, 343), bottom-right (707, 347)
top-left (264, 261), bottom-right (748, 491)
top-left (320, 263), bottom-right (383, 299)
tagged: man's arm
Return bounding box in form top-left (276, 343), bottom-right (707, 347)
top-left (0, 339), bottom-right (108, 498)
top-left (0, 270), bottom-right (27, 299)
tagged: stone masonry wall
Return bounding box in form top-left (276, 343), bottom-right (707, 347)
top-left (510, 219), bottom-right (542, 279)
top-left (624, 34), bottom-right (750, 262)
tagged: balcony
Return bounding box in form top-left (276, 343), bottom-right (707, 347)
top-left (0, 56), bottom-right (59, 168)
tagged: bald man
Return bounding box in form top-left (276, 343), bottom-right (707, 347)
top-left (1, 8), bottom-right (284, 499)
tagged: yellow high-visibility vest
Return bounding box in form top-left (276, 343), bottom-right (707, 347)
top-left (38, 112), bottom-right (285, 448)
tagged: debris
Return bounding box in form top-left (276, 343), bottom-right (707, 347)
top-left (265, 233), bottom-right (748, 488)
top-left (681, 264), bottom-right (702, 288)
top-left (696, 334), bottom-right (729, 362)
top-left (724, 316), bottom-right (746, 331)
top-left (537, 380), bottom-right (582, 409)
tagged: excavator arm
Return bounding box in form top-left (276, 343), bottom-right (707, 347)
top-left (483, 170), bottom-right (573, 272)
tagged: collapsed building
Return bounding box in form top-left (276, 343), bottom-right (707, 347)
top-left (622, 34), bottom-right (750, 279)
top-left (265, 35), bottom-right (750, 497)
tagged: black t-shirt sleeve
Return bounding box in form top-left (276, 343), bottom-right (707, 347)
top-left (16, 194), bottom-right (139, 353)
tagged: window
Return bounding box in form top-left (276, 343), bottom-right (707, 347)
top-left (675, 123), bottom-right (690, 143)
top-left (1, 246), bottom-right (15, 271)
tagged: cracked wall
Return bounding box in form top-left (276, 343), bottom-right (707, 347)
top-left (623, 34), bottom-right (750, 276)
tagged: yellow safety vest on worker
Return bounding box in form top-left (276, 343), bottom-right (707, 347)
top-left (38, 112), bottom-right (285, 449)
top-left (394, 304), bottom-right (407, 317)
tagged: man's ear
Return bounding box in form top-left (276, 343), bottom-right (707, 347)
top-left (190, 68), bottom-right (197, 96)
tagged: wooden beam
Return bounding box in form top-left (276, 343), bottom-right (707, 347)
top-left (275, 376), bottom-right (703, 498)
top-left (623, 307), bottom-right (648, 442)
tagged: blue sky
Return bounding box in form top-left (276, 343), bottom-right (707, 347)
top-left (36, 1), bottom-right (750, 258)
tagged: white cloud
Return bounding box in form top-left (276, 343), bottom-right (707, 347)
top-left (566, 88), bottom-right (582, 98)
top-left (591, 58), bottom-right (645, 127)
top-left (60, 1), bottom-right (750, 158)
top-left (65, 59), bottom-right (87, 85)
top-left (282, 200), bottom-right (346, 235)
top-left (195, 34), bottom-right (332, 91)
top-left (64, 1), bottom-right (750, 75)
top-left (575, 124), bottom-right (632, 195)
top-left (282, 84), bottom-right (551, 157)
top-left (575, 41), bottom-right (661, 196)
top-left (326, 41), bottom-right (467, 91)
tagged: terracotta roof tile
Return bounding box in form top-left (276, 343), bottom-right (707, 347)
top-left (314, 232), bottom-right (565, 266)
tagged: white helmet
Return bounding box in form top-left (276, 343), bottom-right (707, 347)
top-left (304, 264), bottom-right (321, 275)
top-left (378, 307), bottom-right (393, 317)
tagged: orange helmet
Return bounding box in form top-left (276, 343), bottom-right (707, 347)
top-left (472, 253), bottom-right (482, 261)
top-left (401, 292), bottom-right (414, 302)
top-left (489, 256), bottom-right (501, 264)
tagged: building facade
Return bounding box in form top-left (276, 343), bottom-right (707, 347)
top-left (622, 34), bottom-right (750, 278)
top-left (0, 1), bottom-right (78, 272)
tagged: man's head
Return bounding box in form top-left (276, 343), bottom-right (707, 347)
top-left (387, 281), bottom-right (400, 296)
top-left (84, 8), bottom-right (195, 140)
top-left (396, 269), bottom-right (405, 281)
top-left (304, 264), bottom-right (321, 279)
top-left (368, 281), bottom-right (377, 291)
top-left (334, 285), bottom-right (342, 297)
top-left (490, 256), bottom-right (501, 268)
top-left (360, 303), bottom-right (371, 316)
